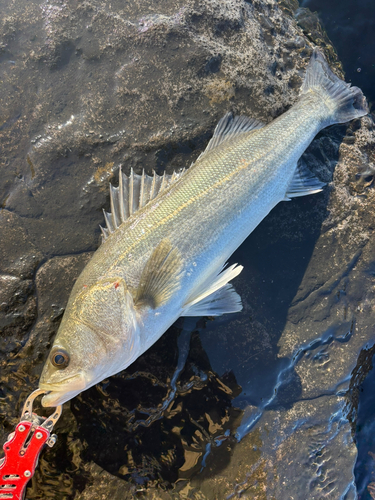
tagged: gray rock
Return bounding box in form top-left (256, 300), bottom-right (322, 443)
top-left (0, 0), bottom-right (374, 498)
top-left (0, 274), bottom-right (36, 353)
top-left (0, 253), bottom-right (90, 445)
top-left (0, 211), bottom-right (42, 278)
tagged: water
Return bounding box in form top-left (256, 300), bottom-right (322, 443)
top-left (302, 2), bottom-right (375, 497)
top-left (302, 0), bottom-right (375, 105)
top-left (355, 352), bottom-right (375, 499)
top-left (0, 0), bottom-right (375, 498)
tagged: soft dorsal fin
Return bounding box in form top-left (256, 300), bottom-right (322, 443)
top-left (135, 239), bottom-right (184, 309)
top-left (182, 263), bottom-right (243, 316)
top-left (284, 159), bottom-right (326, 200)
top-left (196, 112), bottom-right (264, 162)
top-left (100, 168), bottom-right (186, 240)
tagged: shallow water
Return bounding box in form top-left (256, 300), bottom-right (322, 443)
top-left (302, 0), bottom-right (375, 105)
top-left (355, 352), bottom-right (375, 499)
top-left (1, 0), bottom-right (375, 498)
top-left (302, 1), bottom-right (375, 496)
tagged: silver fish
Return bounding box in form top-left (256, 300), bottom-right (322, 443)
top-left (39, 50), bottom-right (368, 407)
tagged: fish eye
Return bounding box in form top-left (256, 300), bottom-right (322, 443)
top-left (51, 348), bottom-right (70, 369)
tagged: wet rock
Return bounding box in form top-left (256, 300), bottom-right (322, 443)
top-left (75, 462), bottom-right (210, 500)
top-left (75, 463), bottom-right (135, 500)
top-left (0, 253), bottom-right (91, 448)
top-left (0, 211), bottom-right (42, 278)
top-left (28, 253), bottom-right (93, 364)
top-left (0, 274), bottom-right (36, 352)
top-left (1, 0), bottom-right (321, 264)
top-left (354, 350), bottom-right (375, 498)
top-left (1, 0), bottom-right (375, 498)
top-left (192, 395), bottom-right (357, 499)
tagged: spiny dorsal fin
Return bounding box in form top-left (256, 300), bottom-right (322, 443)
top-left (284, 159), bottom-right (326, 200)
top-left (182, 263), bottom-right (243, 316)
top-left (196, 113), bottom-right (264, 162)
top-left (100, 167), bottom-right (185, 241)
top-left (135, 239), bottom-right (184, 309)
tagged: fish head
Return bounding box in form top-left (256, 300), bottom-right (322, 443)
top-left (39, 277), bottom-right (141, 407)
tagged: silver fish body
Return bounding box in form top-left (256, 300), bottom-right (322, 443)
top-left (39, 50), bottom-right (368, 407)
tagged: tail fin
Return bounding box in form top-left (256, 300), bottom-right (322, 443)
top-left (300, 49), bottom-right (368, 125)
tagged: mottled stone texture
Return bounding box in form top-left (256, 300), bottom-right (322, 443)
top-left (1, 0), bottom-right (375, 498)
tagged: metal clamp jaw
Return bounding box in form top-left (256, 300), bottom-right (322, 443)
top-left (0, 389), bottom-right (62, 500)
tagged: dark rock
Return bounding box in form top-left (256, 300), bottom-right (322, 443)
top-left (0, 253), bottom-right (91, 450)
top-left (0, 211), bottom-right (43, 278)
top-left (0, 274), bottom-right (36, 352)
top-left (29, 253), bottom-right (93, 363)
top-left (0, 0), bottom-right (374, 498)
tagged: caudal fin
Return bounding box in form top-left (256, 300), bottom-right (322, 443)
top-left (300, 49), bottom-right (368, 125)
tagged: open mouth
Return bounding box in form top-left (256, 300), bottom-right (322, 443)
top-left (39, 373), bottom-right (87, 407)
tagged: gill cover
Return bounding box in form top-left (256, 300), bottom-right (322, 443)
top-left (71, 276), bottom-right (138, 341)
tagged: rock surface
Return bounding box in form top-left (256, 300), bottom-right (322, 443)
top-left (1, 0), bottom-right (375, 498)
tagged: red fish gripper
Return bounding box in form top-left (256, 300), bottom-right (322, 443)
top-left (0, 389), bottom-right (62, 500)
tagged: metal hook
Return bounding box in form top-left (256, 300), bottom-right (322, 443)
top-left (20, 388), bottom-right (62, 432)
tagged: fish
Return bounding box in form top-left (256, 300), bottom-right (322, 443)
top-left (39, 49), bottom-right (368, 407)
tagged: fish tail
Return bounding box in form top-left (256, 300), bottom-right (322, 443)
top-left (300, 49), bottom-right (368, 125)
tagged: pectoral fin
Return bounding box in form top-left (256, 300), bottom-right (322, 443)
top-left (135, 239), bottom-right (184, 309)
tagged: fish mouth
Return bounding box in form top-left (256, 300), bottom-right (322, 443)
top-left (39, 372), bottom-right (87, 407)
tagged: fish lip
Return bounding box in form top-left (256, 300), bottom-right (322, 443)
top-left (39, 372), bottom-right (87, 407)
top-left (41, 390), bottom-right (80, 407)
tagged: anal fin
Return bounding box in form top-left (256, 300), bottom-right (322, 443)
top-left (285, 159), bottom-right (326, 199)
